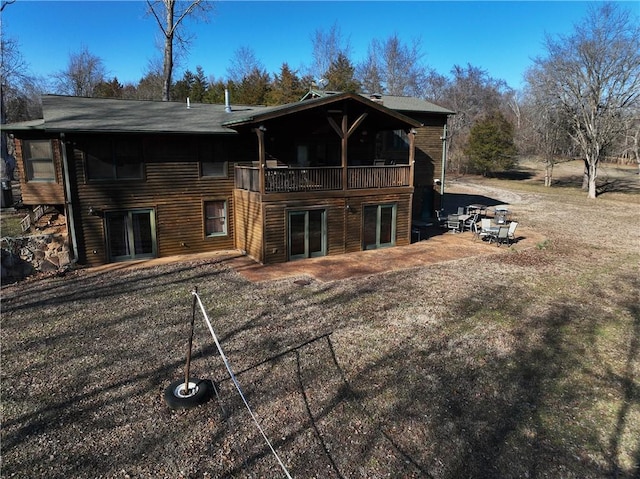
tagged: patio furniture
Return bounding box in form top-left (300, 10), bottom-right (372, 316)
top-left (446, 216), bottom-right (461, 233)
top-left (457, 207), bottom-right (465, 215)
top-left (466, 204), bottom-right (487, 216)
top-left (494, 207), bottom-right (510, 224)
top-left (507, 221), bottom-right (518, 245)
top-left (471, 223), bottom-right (480, 241)
top-left (491, 225), bottom-right (510, 246)
top-left (462, 213), bottom-right (478, 232)
top-left (477, 218), bottom-right (493, 241)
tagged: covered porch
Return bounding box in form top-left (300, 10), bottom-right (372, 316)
top-left (226, 92), bottom-right (422, 197)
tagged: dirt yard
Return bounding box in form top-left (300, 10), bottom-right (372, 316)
top-left (1, 160), bottom-right (639, 478)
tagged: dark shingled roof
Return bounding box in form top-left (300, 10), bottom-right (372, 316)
top-left (37, 95), bottom-right (271, 134)
top-left (301, 89), bottom-right (455, 115)
top-left (3, 92), bottom-right (448, 134)
top-left (221, 92), bottom-right (422, 129)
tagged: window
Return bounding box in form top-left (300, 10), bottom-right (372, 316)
top-left (200, 141), bottom-right (228, 178)
top-left (85, 138), bottom-right (143, 180)
top-left (23, 140), bottom-right (55, 182)
top-left (363, 204), bottom-right (397, 250)
top-left (204, 200), bottom-right (227, 237)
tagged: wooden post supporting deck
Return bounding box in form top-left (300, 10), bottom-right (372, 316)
top-left (408, 128), bottom-right (416, 187)
top-left (256, 126), bottom-right (266, 195)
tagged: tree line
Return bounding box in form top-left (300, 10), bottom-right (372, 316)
top-left (2, 2), bottom-right (638, 197)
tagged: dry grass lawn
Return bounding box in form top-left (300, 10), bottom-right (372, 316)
top-left (1, 160), bottom-right (639, 478)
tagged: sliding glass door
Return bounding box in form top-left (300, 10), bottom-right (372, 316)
top-left (105, 209), bottom-right (157, 261)
top-left (363, 204), bottom-right (396, 250)
top-left (288, 209), bottom-right (326, 260)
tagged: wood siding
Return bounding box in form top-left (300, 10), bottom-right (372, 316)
top-left (233, 189), bottom-right (264, 262)
top-left (14, 138), bottom-right (66, 205)
top-left (413, 120), bottom-right (447, 218)
top-left (68, 134), bottom-right (250, 266)
top-left (10, 106), bottom-right (447, 267)
top-left (242, 191), bottom-right (413, 265)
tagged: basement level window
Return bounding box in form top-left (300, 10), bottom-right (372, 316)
top-left (204, 200), bottom-right (227, 237)
top-left (23, 139), bottom-right (55, 182)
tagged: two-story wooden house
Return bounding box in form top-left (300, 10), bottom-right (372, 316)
top-left (5, 92), bottom-right (451, 267)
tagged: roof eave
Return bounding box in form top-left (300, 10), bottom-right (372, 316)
top-left (222, 92), bottom-right (422, 129)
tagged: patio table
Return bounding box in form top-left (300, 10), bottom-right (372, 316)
top-left (466, 204), bottom-right (487, 215)
top-left (480, 225), bottom-right (499, 243)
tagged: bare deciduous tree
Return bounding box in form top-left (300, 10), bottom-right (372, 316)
top-left (357, 33), bottom-right (427, 97)
top-left (520, 79), bottom-right (574, 186)
top-left (146, 0), bottom-right (214, 101)
top-left (528, 3), bottom-right (640, 198)
top-left (620, 112), bottom-right (640, 174)
top-left (439, 64), bottom-right (509, 173)
top-left (54, 46), bottom-right (107, 97)
top-left (226, 46), bottom-right (264, 85)
top-left (309, 22), bottom-right (351, 86)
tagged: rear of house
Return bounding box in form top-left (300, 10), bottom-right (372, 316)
top-left (6, 93), bottom-right (451, 267)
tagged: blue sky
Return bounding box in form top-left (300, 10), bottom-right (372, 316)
top-left (2, 1), bottom-right (633, 92)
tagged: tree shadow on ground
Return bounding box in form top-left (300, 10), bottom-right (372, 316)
top-left (490, 170), bottom-right (536, 181)
top-left (548, 174), bottom-right (640, 195)
top-left (443, 192), bottom-right (508, 215)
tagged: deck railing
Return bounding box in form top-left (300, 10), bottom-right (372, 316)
top-left (347, 165), bottom-right (411, 189)
top-left (235, 165), bottom-right (411, 193)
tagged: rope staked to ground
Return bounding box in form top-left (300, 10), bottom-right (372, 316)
top-left (192, 290), bottom-right (293, 479)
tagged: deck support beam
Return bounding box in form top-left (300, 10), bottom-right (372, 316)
top-left (255, 125), bottom-right (266, 195)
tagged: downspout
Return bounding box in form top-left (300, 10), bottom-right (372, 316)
top-left (439, 123), bottom-right (447, 213)
top-left (60, 133), bottom-right (79, 261)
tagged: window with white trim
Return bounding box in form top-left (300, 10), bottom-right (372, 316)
top-left (204, 200), bottom-right (227, 237)
top-left (23, 140), bottom-right (55, 182)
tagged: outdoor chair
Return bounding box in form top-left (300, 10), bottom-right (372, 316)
top-left (472, 221), bottom-right (482, 240)
top-left (507, 221), bottom-right (518, 245)
top-left (463, 213), bottom-right (478, 232)
top-left (478, 218), bottom-right (492, 241)
top-left (493, 225), bottom-right (510, 246)
top-left (446, 217), bottom-right (461, 233)
top-left (457, 207), bottom-right (465, 215)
